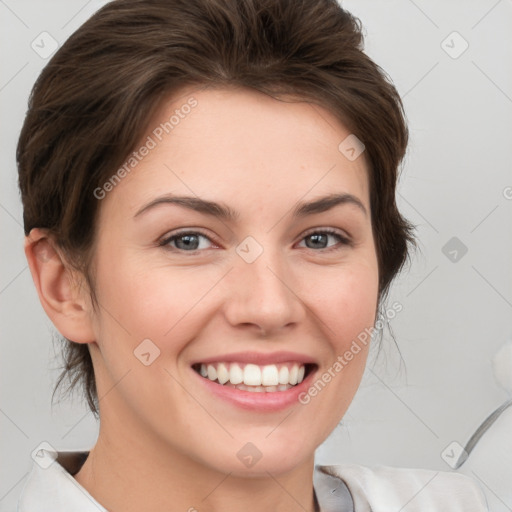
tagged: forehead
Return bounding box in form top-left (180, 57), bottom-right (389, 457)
top-left (100, 85), bottom-right (370, 218)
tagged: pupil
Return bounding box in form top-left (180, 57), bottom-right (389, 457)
top-left (177, 234), bottom-right (198, 250)
top-left (307, 233), bottom-right (327, 249)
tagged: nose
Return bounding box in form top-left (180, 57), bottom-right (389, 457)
top-left (223, 246), bottom-right (306, 336)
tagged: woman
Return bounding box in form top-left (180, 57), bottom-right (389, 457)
top-left (16, 0), bottom-right (489, 510)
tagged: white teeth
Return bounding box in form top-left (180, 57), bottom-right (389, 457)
top-left (289, 364), bottom-right (299, 385)
top-left (278, 366), bottom-right (289, 385)
top-left (207, 364), bottom-right (217, 381)
top-left (244, 364), bottom-right (261, 386)
top-left (217, 363), bottom-right (230, 384)
top-left (197, 361), bottom-right (310, 390)
top-left (261, 365), bottom-right (279, 386)
top-left (229, 363), bottom-right (244, 385)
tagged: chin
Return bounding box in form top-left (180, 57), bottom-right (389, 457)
top-left (197, 436), bottom-right (318, 477)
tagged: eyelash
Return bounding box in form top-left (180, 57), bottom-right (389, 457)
top-left (158, 228), bottom-right (352, 254)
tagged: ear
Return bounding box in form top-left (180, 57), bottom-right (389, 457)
top-left (24, 228), bottom-right (96, 344)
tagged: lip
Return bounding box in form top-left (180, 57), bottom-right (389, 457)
top-left (190, 362), bottom-right (318, 412)
top-left (190, 351), bottom-right (317, 366)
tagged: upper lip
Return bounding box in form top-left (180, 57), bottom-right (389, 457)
top-left (190, 351), bottom-right (318, 366)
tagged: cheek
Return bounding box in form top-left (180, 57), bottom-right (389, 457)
top-left (92, 250), bottom-right (221, 355)
top-left (93, 243), bottom-right (379, 358)
top-left (307, 261), bottom-right (379, 347)
top-left (291, 260), bottom-right (378, 441)
top-left (88, 256), bottom-right (217, 424)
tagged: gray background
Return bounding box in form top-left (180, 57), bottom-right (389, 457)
top-left (1, 1), bottom-right (511, 511)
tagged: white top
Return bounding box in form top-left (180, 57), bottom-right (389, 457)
top-left (17, 449), bottom-right (489, 512)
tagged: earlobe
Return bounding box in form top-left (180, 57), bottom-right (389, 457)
top-left (24, 228), bottom-right (96, 344)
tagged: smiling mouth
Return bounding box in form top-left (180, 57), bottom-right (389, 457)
top-left (192, 362), bottom-right (317, 393)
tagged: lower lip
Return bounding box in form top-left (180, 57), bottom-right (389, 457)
top-left (192, 367), bottom-right (317, 412)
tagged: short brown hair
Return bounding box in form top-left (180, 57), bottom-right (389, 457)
top-left (17, 0), bottom-right (415, 416)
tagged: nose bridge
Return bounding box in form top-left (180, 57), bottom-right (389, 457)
top-left (225, 240), bottom-right (303, 333)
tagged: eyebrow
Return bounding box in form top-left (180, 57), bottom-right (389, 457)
top-left (134, 192), bottom-right (367, 220)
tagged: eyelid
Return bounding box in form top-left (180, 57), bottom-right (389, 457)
top-left (301, 225), bottom-right (351, 238)
top-left (298, 226), bottom-right (352, 244)
top-left (159, 226), bottom-right (353, 252)
top-left (158, 228), bottom-right (219, 249)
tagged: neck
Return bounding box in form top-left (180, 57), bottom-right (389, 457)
top-left (74, 413), bottom-right (318, 512)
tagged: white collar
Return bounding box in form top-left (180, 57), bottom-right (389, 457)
top-left (17, 450), bottom-right (107, 512)
top-left (17, 449), bottom-right (489, 512)
top-left (17, 449), bottom-right (355, 512)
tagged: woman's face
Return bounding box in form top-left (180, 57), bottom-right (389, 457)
top-left (85, 86), bottom-right (379, 475)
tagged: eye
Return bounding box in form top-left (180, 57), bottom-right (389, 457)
top-left (297, 228), bottom-right (351, 251)
top-left (159, 228), bottom-right (351, 254)
top-left (159, 230), bottom-right (216, 252)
